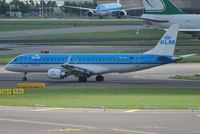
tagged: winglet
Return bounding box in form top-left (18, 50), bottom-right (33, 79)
top-left (144, 24), bottom-right (179, 56)
top-left (142, 0), bottom-right (183, 14)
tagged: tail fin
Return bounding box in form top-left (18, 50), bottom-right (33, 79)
top-left (142, 0), bottom-right (182, 14)
top-left (117, 0), bottom-right (120, 4)
top-left (144, 24), bottom-right (179, 56)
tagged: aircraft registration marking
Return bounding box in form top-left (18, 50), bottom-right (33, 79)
top-left (112, 128), bottom-right (157, 134)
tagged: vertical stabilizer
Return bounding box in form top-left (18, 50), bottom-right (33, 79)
top-left (144, 24), bottom-right (179, 56)
top-left (142, 0), bottom-right (182, 14)
top-left (117, 0), bottom-right (120, 4)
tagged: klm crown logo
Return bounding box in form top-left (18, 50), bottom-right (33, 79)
top-left (32, 55), bottom-right (41, 60)
top-left (160, 35), bottom-right (176, 45)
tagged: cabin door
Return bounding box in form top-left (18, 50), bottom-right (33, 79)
top-left (134, 56), bottom-right (140, 67)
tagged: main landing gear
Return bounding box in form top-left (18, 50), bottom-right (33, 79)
top-left (22, 72), bottom-right (27, 81)
top-left (79, 77), bottom-right (87, 82)
top-left (78, 75), bottom-right (104, 82)
top-left (96, 75), bottom-right (104, 82)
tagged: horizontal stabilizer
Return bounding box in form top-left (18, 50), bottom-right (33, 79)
top-left (180, 54), bottom-right (197, 58)
top-left (172, 54), bottom-right (196, 62)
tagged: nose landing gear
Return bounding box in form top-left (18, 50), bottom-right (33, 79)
top-left (22, 72), bottom-right (27, 81)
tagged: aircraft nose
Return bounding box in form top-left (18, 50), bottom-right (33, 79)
top-left (5, 64), bottom-right (11, 71)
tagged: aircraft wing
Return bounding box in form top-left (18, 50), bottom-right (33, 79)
top-left (179, 29), bottom-right (200, 32)
top-left (139, 17), bottom-right (169, 23)
top-left (61, 56), bottom-right (109, 76)
top-left (62, 64), bottom-right (110, 76)
top-left (122, 7), bottom-right (144, 11)
top-left (164, 29), bottom-right (200, 38)
top-left (64, 5), bottom-right (95, 11)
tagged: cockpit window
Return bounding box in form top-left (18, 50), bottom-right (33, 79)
top-left (8, 57), bottom-right (18, 64)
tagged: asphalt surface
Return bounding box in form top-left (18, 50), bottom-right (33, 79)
top-left (1, 63), bottom-right (200, 88)
top-left (0, 106), bottom-right (199, 134)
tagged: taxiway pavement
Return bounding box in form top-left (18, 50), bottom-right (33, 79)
top-left (0, 106), bottom-right (199, 134)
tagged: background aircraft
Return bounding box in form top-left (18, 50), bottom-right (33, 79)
top-left (65, 0), bottom-right (143, 19)
top-left (5, 24), bottom-right (194, 82)
top-left (140, 0), bottom-right (200, 38)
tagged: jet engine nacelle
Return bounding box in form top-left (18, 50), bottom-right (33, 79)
top-left (87, 10), bottom-right (94, 17)
top-left (118, 10), bottom-right (127, 18)
top-left (47, 69), bottom-right (66, 79)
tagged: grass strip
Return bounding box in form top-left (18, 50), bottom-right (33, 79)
top-left (0, 87), bottom-right (200, 109)
top-left (0, 54), bottom-right (17, 64)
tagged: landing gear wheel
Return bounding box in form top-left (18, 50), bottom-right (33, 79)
top-left (79, 77), bottom-right (87, 82)
top-left (22, 72), bottom-right (27, 81)
top-left (98, 16), bottom-right (103, 19)
top-left (96, 75), bottom-right (104, 82)
top-left (22, 77), bottom-right (27, 81)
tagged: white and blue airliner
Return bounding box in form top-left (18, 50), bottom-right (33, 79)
top-left (65, 0), bottom-right (143, 19)
top-left (5, 24), bottom-right (194, 82)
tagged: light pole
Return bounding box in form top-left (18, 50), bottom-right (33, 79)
top-left (26, 0), bottom-right (28, 16)
top-left (41, 0), bottom-right (43, 18)
top-left (9, 4), bottom-right (12, 16)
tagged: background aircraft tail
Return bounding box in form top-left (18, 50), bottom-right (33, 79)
top-left (144, 24), bottom-right (179, 56)
top-left (142, 0), bottom-right (182, 14)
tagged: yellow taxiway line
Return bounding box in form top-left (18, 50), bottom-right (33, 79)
top-left (112, 128), bottom-right (157, 134)
top-left (31, 108), bottom-right (65, 112)
top-left (124, 109), bottom-right (140, 113)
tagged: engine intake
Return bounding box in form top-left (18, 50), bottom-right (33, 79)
top-left (48, 69), bottom-right (66, 79)
top-left (87, 10), bottom-right (94, 17)
top-left (118, 10), bottom-right (127, 18)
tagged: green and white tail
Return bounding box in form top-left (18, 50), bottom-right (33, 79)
top-left (142, 0), bottom-right (183, 14)
top-left (145, 24), bottom-right (179, 56)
